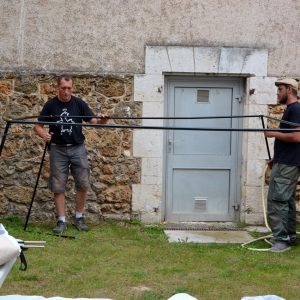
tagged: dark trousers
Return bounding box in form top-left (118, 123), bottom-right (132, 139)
top-left (267, 163), bottom-right (300, 242)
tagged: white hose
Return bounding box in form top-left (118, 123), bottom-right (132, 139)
top-left (261, 164), bottom-right (271, 232)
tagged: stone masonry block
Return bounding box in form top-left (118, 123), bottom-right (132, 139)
top-left (219, 48), bottom-right (268, 76)
top-left (247, 103), bottom-right (269, 118)
top-left (145, 46), bottom-right (268, 77)
top-left (194, 47), bottom-right (220, 73)
top-left (240, 49), bottom-right (268, 76)
top-left (249, 77), bottom-right (278, 105)
top-left (247, 132), bottom-right (271, 160)
top-left (245, 159), bottom-right (268, 187)
top-left (244, 186), bottom-right (268, 214)
top-left (133, 130), bottom-right (163, 157)
top-left (0, 80), bottom-right (12, 95)
top-left (14, 76), bottom-right (38, 94)
top-left (145, 46), bottom-right (171, 74)
top-left (244, 213), bottom-right (265, 225)
top-left (141, 157), bottom-right (163, 185)
top-left (132, 184), bottom-right (162, 212)
top-left (167, 47), bottom-right (194, 72)
top-left (140, 211), bottom-right (161, 223)
top-left (134, 74), bottom-right (164, 102)
top-left (142, 101), bottom-right (164, 126)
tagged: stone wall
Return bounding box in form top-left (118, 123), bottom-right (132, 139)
top-left (0, 73), bottom-right (142, 222)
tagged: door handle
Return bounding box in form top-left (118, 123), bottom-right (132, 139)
top-left (235, 96), bottom-right (242, 103)
top-left (168, 140), bottom-right (180, 153)
top-left (168, 140), bottom-right (173, 153)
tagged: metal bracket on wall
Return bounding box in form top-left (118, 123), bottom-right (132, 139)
top-left (232, 204), bottom-right (240, 211)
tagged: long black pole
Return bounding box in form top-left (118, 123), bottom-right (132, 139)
top-left (8, 119), bottom-right (300, 132)
top-left (260, 116), bottom-right (271, 160)
top-left (12, 114), bottom-right (261, 120)
top-left (24, 142), bottom-right (49, 231)
top-left (0, 121), bottom-right (11, 157)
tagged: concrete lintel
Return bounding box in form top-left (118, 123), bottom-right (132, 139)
top-left (145, 46), bottom-right (171, 74)
top-left (219, 48), bottom-right (268, 76)
top-left (145, 46), bottom-right (268, 76)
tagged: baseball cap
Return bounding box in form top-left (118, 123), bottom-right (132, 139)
top-left (275, 78), bottom-right (299, 90)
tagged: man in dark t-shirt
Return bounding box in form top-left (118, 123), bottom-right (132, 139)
top-left (34, 75), bottom-right (109, 234)
top-left (265, 78), bottom-right (300, 252)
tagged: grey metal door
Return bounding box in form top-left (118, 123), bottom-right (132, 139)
top-left (165, 77), bottom-right (243, 222)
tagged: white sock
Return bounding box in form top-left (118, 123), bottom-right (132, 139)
top-left (75, 212), bottom-right (83, 219)
top-left (58, 216), bottom-right (66, 222)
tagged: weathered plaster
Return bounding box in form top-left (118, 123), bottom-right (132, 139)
top-left (0, 0), bottom-right (299, 76)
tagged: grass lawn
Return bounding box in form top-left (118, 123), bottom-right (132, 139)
top-left (1, 216), bottom-right (300, 300)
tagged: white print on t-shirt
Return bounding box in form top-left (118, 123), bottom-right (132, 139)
top-left (57, 109), bottom-right (75, 135)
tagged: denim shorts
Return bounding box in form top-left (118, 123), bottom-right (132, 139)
top-left (49, 143), bottom-right (91, 193)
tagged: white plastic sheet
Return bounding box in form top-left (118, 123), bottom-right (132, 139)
top-left (0, 224), bottom-right (21, 288)
top-left (241, 295), bottom-right (285, 300)
top-left (168, 293), bottom-right (198, 300)
top-left (0, 224), bottom-right (20, 266)
top-left (0, 297), bottom-right (112, 300)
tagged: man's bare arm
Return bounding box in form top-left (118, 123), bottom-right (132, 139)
top-left (264, 128), bottom-right (300, 143)
top-left (34, 124), bottom-right (52, 142)
top-left (90, 114), bottom-right (110, 125)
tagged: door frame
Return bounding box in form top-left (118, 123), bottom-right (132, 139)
top-left (163, 75), bottom-right (245, 222)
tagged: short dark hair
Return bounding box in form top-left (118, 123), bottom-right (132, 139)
top-left (57, 74), bottom-right (73, 86)
top-left (291, 88), bottom-right (298, 97)
top-left (281, 84), bottom-right (298, 97)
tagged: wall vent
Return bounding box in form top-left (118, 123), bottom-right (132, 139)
top-left (193, 197), bottom-right (207, 211)
top-left (197, 90), bottom-right (209, 102)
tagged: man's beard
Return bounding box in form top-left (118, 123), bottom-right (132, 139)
top-left (278, 93), bottom-right (288, 104)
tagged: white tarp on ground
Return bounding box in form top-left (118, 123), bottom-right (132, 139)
top-left (167, 293), bottom-right (198, 299)
top-left (0, 293), bottom-right (285, 300)
top-left (0, 224), bottom-right (21, 288)
top-left (0, 294), bottom-right (196, 300)
top-left (0, 297), bottom-right (112, 300)
top-left (0, 224), bottom-right (20, 265)
top-left (241, 296), bottom-right (285, 300)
